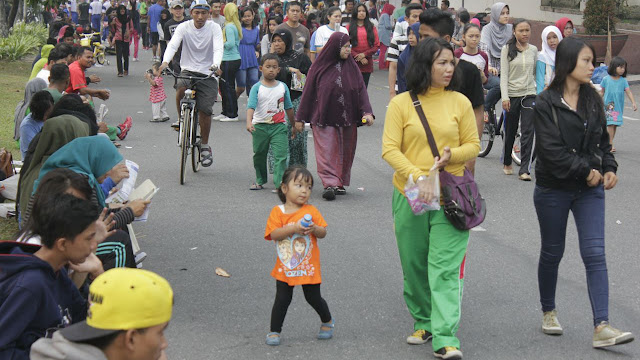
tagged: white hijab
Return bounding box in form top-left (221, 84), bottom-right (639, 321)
top-left (538, 25), bottom-right (563, 67)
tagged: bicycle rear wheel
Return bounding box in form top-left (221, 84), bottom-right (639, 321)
top-left (180, 108), bottom-right (191, 185)
top-left (191, 111), bottom-right (201, 172)
top-left (478, 121), bottom-right (495, 157)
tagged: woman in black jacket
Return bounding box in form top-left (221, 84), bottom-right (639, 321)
top-left (533, 37), bottom-right (633, 348)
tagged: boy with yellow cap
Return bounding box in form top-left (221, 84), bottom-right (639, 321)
top-left (30, 268), bottom-right (174, 360)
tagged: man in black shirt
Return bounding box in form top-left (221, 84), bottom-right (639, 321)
top-left (78, 0), bottom-right (91, 28)
top-left (341, 0), bottom-right (355, 26)
top-left (418, 9), bottom-right (484, 173)
top-left (164, 0), bottom-right (191, 113)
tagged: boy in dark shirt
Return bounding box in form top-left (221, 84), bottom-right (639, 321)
top-left (418, 8), bottom-right (484, 173)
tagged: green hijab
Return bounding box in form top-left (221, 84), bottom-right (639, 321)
top-left (35, 136), bottom-right (123, 207)
top-left (18, 115), bottom-right (90, 222)
top-left (29, 45), bottom-right (55, 80)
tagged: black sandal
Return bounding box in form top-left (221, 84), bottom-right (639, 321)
top-left (250, 183), bottom-right (264, 190)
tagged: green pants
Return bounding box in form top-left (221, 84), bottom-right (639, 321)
top-left (392, 188), bottom-right (469, 351)
top-left (253, 123), bottom-right (288, 187)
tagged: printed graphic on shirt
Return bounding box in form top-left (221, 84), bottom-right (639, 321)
top-left (275, 234), bottom-right (315, 277)
top-left (268, 96), bottom-right (285, 123)
top-left (605, 101), bottom-right (619, 123)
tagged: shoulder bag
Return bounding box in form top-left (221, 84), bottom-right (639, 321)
top-left (410, 91), bottom-right (486, 230)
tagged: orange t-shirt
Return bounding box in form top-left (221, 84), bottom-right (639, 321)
top-left (264, 204), bottom-right (328, 286)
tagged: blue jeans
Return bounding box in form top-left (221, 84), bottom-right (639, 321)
top-left (534, 185), bottom-right (609, 326)
top-left (236, 67), bottom-right (259, 96)
top-left (483, 75), bottom-right (501, 110)
top-left (91, 14), bottom-right (101, 32)
top-left (221, 59), bottom-right (241, 118)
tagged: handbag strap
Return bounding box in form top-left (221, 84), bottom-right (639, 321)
top-left (409, 91), bottom-right (441, 159)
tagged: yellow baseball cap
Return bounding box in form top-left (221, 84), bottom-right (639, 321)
top-left (60, 268), bottom-right (174, 341)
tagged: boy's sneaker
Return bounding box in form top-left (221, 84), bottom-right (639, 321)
top-left (434, 347), bottom-right (462, 360)
top-left (212, 114), bottom-right (226, 121)
top-left (150, 118), bottom-right (162, 122)
top-left (593, 322), bottom-right (634, 348)
top-left (117, 116), bottom-right (133, 140)
top-left (219, 116), bottom-right (239, 122)
top-left (407, 329), bottom-right (432, 345)
top-left (542, 310), bottom-right (563, 335)
top-left (161, 117), bottom-right (170, 122)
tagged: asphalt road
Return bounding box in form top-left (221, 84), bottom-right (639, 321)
top-left (89, 50), bottom-right (640, 360)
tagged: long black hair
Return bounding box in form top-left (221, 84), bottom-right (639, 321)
top-left (406, 37), bottom-right (459, 94)
top-left (548, 37), bottom-right (602, 120)
top-left (506, 18), bottom-right (530, 61)
top-left (349, 4), bottom-right (375, 47)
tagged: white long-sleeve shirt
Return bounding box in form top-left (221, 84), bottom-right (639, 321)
top-left (163, 20), bottom-right (224, 76)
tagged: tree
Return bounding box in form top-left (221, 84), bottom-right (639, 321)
top-left (583, 0), bottom-right (617, 35)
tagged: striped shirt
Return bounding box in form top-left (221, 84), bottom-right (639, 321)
top-left (385, 21), bottom-right (409, 63)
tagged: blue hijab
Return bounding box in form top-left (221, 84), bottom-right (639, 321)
top-left (397, 23), bottom-right (421, 94)
top-left (34, 136), bottom-right (123, 207)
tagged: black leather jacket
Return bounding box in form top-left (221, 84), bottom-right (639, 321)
top-left (533, 87), bottom-right (617, 190)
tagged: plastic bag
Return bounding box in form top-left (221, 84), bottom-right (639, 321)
top-left (404, 167), bottom-right (440, 215)
top-left (591, 65), bottom-right (608, 85)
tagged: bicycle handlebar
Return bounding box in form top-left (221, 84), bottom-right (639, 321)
top-left (164, 67), bottom-right (224, 83)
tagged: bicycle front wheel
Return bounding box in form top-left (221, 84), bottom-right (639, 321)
top-left (191, 111), bottom-right (201, 172)
top-left (180, 108), bottom-right (191, 185)
top-left (478, 122), bottom-right (495, 157)
top-left (96, 52), bottom-right (105, 65)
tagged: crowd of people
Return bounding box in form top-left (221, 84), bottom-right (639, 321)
top-left (1, 0), bottom-right (638, 359)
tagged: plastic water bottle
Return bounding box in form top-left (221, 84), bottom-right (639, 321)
top-left (300, 214), bottom-right (313, 227)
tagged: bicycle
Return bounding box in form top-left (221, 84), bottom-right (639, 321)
top-left (80, 32), bottom-right (109, 66)
top-left (165, 68), bottom-right (219, 184)
top-left (478, 104), bottom-right (522, 165)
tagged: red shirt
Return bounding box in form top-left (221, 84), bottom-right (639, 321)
top-left (66, 61), bottom-right (87, 94)
top-left (347, 24), bottom-right (380, 73)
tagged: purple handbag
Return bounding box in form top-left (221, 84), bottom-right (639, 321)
top-left (410, 92), bottom-right (486, 230)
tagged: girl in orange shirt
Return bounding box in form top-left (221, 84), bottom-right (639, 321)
top-left (264, 166), bottom-right (333, 346)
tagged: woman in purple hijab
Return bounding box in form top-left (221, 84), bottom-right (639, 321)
top-left (295, 32), bottom-right (375, 201)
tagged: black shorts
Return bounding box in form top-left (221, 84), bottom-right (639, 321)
top-left (150, 31), bottom-right (159, 45)
top-left (176, 71), bottom-right (218, 116)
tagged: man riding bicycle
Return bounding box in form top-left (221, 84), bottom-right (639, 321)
top-left (160, 0), bottom-right (223, 167)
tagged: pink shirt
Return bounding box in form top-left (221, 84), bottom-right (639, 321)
top-left (149, 76), bottom-right (166, 103)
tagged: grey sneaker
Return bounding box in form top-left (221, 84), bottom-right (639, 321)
top-left (542, 310), bottom-right (563, 335)
top-left (593, 322), bottom-right (634, 348)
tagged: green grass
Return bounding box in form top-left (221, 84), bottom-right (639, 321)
top-left (0, 59), bottom-right (32, 239)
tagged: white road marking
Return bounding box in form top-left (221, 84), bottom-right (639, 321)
top-left (470, 226), bottom-right (486, 232)
top-left (623, 116), bottom-right (639, 121)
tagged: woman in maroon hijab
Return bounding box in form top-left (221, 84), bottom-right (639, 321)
top-left (555, 17), bottom-right (574, 39)
top-left (295, 32), bottom-right (374, 201)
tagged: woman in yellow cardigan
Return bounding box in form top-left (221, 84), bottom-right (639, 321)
top-left (382, 37), bottom-right (479, 360)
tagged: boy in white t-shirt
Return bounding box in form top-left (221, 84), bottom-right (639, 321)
top-left (246, 54), bottom-right (294, 191)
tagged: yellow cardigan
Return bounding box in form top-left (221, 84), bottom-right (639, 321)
top-left (382, 87), bottom-right (480, 194)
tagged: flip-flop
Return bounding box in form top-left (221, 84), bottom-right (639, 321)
top-left (250, 183), bottom-right (264, 190)
top-left (611, 147), bottom-right (616, 153)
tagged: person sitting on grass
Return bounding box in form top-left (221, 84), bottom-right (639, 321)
top-left (20, 91), bottom-right (55, 160)
top-left (0, 193), bottom-right (101, 360)
top-left (30, 268), bottom-right (173, 360)
top-left (46, 63), bottom-right (71, 104)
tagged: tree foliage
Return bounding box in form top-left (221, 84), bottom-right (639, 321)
top-left (583, 0), bottom-right (618, 35)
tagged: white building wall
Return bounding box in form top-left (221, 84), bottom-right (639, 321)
top-left (447, 0), bottom-right (584, 25)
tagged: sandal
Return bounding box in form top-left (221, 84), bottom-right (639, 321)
top-left (201, 146), bottom-right (213, 167)
top-left (265, 332), bottom-right (281, 346)
top-left (112, 142), bottom-right (121, 148)
top-left (318, 319), bottom-right (335, 340)
top-left (250, 183), bottom-right (264, 190)
top-left (611, 146), bottom-right (616, 153)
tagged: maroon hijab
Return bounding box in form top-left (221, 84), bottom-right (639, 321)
top-left (296, 32), bottom-right (372, 127)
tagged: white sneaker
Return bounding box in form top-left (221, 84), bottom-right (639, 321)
top-left (542, 310), bottom-right (563, 335)
top-left (212, 114), bottom-right (226, 121)
top-left (593, 322), bottom-right (634, 348)
top-left (219, 116), bottom-right (239, 122)
top-left (132, 57), bottom-right (139, 62)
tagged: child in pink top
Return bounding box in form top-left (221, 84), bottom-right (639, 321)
top-left (454, 23), bottom-right (489, 85)
top-left (145, 62), bottom-right (169, 122)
